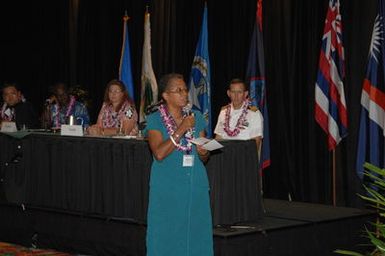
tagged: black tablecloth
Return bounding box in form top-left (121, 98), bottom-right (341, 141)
top-left (0, 132), bottom-right (262, 225)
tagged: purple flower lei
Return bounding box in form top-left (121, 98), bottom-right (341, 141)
top-left (54, 95), bottom-right (76, 128)
top-left (159, 104), bottom-right (194, 153)
top-left (102, 100), bottom-right (130, 128)
top-left (223, 100), bottom-right (250, 137)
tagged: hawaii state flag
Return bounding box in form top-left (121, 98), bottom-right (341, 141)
top-left (119, 13), bottom-right (135, 101)
top-left (139, 10), bottom-right (158, 123)
top-left (356, 0), bottom-right (385, 178)
top-left (188, 4), bottom-right (212, 137)
top-left (314, 0), bottom-right (348, 150)
top-left (245, 0), bottom-right (270, 169)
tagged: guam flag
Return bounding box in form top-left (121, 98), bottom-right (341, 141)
top-left (246, 0), bottom-right (270, 169)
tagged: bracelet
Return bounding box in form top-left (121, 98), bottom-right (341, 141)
top-left (173, 133), bottom-right (180, 141)
top-left (170, 134), bottom-right (177, 146)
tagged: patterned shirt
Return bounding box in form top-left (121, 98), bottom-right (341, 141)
top-left (96, 100), bottom-right (138, 135)
top-left (50, 100), bottom-right (90, 128)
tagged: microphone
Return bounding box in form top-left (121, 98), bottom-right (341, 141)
top-left (183, 103), bottom-right (193, 116)
top-left (44, 99), bottom-right (52, 106)
top-left (44, 95), bottom-right (56, 106)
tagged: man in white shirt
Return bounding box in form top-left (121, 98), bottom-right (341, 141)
top-left (214, 78), bottom-right (263, 149)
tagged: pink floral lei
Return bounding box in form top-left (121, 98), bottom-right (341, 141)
top-left (223, 100), bottom-right (250, 137)
top-left (158, 104), bottom-right (194, 153)
top-left (102, 100), bottom-right (130, 128)
top-left (54, 95), bottom-right (76, 128)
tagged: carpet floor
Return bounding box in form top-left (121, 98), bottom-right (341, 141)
top-left (0, 242), bottom-right (73, 256)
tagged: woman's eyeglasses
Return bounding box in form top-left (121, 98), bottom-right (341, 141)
top-left (109, 90), bottom-right (123, 94)
top-left (167, 88), bottom-right (189, 94)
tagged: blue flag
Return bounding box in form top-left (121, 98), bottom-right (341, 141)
top-left (188, 4), bottom-right (212, 137)
top-left (245, 0), bottom-right (270, 169)
top-left (356, 0), bottom-right (385, 179)
top-left (119, 14), bottom-right (135, 101)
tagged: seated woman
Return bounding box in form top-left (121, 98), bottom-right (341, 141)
top-left (88, 79), bottom-right (138, 136)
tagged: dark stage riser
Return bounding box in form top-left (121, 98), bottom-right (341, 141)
top-left (0, 200), bottom-right (376, 256)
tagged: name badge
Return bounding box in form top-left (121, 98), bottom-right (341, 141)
top-left (183, 155), bottom-right (194, 167)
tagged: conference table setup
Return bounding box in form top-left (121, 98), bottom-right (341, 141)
top-left (0, 131), bottom-right (263, 227)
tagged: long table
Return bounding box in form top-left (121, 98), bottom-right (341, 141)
top-left (0, 132), bottom-right (263, 225)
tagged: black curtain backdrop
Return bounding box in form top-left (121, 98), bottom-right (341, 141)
top-left (0, 0), bottom-right (378, 207)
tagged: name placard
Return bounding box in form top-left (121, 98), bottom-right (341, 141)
top-left (61, 124), bottom-right (84, 137)
top-left (1, 121), bottom-right (17, 132)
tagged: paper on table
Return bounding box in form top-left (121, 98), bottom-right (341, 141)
top-left (191, 137), bottom-right (224, 151)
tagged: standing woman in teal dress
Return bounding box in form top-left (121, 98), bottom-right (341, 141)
top-left (145, 73), bottom-right (213, 256)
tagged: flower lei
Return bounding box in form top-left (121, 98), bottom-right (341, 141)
top-left (54, 96), bottom-right (76, 128)
top-left (102, 100), bottom-right (132, 128)
top-left (223, 100), bottom-right (250, 137)
top-left (159, 104), bottom-right (194, 153)
top-left (0, 103), bottom-right (14, 121)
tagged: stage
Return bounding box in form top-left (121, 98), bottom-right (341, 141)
top-left (0, 198), bottom-right (375, 256)
top-left (0, 133), bottom-right (376, 255)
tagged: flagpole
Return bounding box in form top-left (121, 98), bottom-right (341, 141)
top-left (332, 149), bottom-right (336, 206)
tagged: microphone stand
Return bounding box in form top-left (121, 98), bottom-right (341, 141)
top-left (42, 101), bottom-right (52, 131)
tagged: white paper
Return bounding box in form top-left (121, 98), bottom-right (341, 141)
top-left (191, 137), bottom-right (211, 145)
top-left (111, 135), bottom-right (137, 139)
top-left (1, 121), bottom-right (17, 132)
top-left (61, 124), bottom-right (84, 137)
top-left (191, 137), bottom-right (224, 151)
top-left (201, 139), bottom-right (224, 151)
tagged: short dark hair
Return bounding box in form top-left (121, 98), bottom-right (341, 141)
top-left (158, 73), bottom-right (184, 100)
top-left (1, 82), bottom-right (21, 93)
top-left (229, 78), bottom-right (248, 91)
top-left (51, 82), bottom-right (69, 95)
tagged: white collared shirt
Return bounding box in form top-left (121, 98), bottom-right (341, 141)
top-left (214, 104), bottom-right (263, 140)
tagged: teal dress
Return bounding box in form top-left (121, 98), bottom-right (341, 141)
top-left (145, 110), bottom-right (213, 256)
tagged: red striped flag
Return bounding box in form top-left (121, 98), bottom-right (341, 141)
top-left (315, 0), bottom-right (348, 150)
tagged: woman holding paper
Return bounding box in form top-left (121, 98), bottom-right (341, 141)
top-left (145, 73), bottom-right (213, 256)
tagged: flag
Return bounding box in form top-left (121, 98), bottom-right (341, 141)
top-left (314, 0), bottom-right (348, 150)
top-left (245, 0), bottom-right (270, 169)
top-left (139, 10), bottom-right (158, 123)
top-left (188, 4), bottom-right (212, 137)
top-left (119, 13), bottom-right (135, 101)
top-left (356, 0), bottom-right (385, 179)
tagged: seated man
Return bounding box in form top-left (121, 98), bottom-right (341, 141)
top-left (214, 78), bottom-right (263, 149)
top-left (0, 83), bottom-right (39, 129)
top-left (43, 82), bottom-right (90, 128)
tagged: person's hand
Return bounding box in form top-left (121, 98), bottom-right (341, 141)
top-left (87, 125), bottom-right (102, 136)
top-left (179, 115), bottom-right (195, 133)
top-left (47, 95), bottom-right (57, 105)
top-left (197, 145), bottom-right (208, 156)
